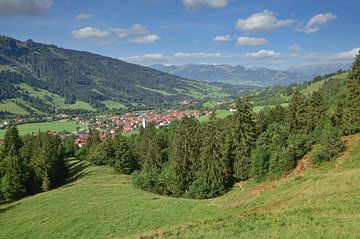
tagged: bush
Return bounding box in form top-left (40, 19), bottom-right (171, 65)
top-left (311, 144), bottom-right (329, 164)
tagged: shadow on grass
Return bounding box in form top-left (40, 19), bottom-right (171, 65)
top-left (66, 159), bottom-right (92, 184)
top-left (0, 203), bottom-right (20, 214)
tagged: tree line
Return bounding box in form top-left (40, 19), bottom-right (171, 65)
top-left (82, 52), bottom-right (359, 199)
top-left (0, 127), bottom-right (71, 201)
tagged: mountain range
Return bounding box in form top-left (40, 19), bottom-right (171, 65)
top-left (0, 36), bottom-right (255, 116)
top-left (150, 63), bottom-right (351, 87)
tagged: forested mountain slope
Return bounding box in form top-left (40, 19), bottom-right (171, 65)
top-left (0, 36), bottom-right (255, 116)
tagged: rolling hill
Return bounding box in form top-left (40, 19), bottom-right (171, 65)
top-left (0, 36), bottom-right (256, 116)
top-left (0, 134), bottom-right (359, 238)
top-left (151, 63), bottom-right (312, 87)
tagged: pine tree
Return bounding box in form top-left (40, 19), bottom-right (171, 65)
top-left (112, 131), bottom-right (136, 174)
top-left (170, 116), bottom-right (200, 195)
top-left (306, 91), bottom-right (327, 132)
top-left (4, 125), bottom-right (23, 156)
top-left (288, 89), bottom-right (307, 134)
top-left (188, 116), bottom-right (229, 198)
top-left (138, 123), bottom-right (164, 191)
top-left (87, 127), bottom-right (100, 148)
top-left (0, 154), bottom-right (26, 200)
top-left (339, 50), bottom-right (360, 134)
top-left (232, 97), bottom-right (256, 181)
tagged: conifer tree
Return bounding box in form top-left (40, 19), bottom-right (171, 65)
top-left (4, 125), bottom-right (23, 156)
top-left (138, 123), bottom-right (164, 191)
top-left (0, 154), bottom-right (26, 200)
top-left (339, 51), bottom-right (360, 134)
top-left (170, 116), bottom-right (200, 195)
top-left (306, 91), bottom-right (327, 132)
top-left (288, 89), bottom-right (307, 134)
top-left (188, 116), bottom-right (229, 198)
top-left (112, 131), bottom-right (136, 174)
top-left (232, 97), bottom-right (256, 181)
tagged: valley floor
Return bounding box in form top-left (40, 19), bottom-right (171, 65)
top-left (1, 135), bottom-right (360, 239)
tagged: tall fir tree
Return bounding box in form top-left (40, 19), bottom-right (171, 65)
top-left (4, 125), bottom-right (23, 156)
top-left (306, 91), bottom-right (327, 132)
top-left (288, 89), bottom-right (307, 134)
top-left (338, 50), bottom-right (360, 134)
top-left (112, 131), bottom-right (136, 174)
top-left (170, 116), bottom-right (200, 195)
top-left (188, 116), bottom-right (229, 198)
top-left (232, 97), bottom-right (256, 181)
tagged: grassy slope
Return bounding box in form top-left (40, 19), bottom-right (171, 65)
top-left (0, 135), bottom-right (359, 239)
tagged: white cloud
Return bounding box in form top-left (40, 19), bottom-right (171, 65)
top-left (289, 44), bottom-right (301, 51)
top-left (183, 0), bottom-right (229, 9)
top-left (244, 50), bottom-right (281, 59)
top-left (76, 13), bottom-right (93, 20)
top-left (236, 10), bottom-right (294, 32)
top-left (297, 12), bottom-right (337, 34)
top-left (129, 34), bottom-right (160, 44)
top-left (174, 52), bottom-right (223, 59)
top-left (71, 27), bottom-right (110, 45)
top-left (236, 37), bottom-right (268, 46)
top-left (289, 48), bottom-right (359, 61)
top-left (120, 53), bottom-right (171, 63)
top-left (0, 0), bottom-right (53, 16)
top-left (214, 34), bottom-right (231, 42)
top-left (112, 24), bottom-right (149, 38)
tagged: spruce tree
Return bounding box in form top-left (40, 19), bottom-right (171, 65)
top-left (288, 89), bottom-right (307, 134)
top-left (112, 131), bottom-right (136, 174)
top-left (188, 116), bottom-right (229, 199)
top-left (232, 97), bottom-right (256, 181)
top-left (339, 51), bottom-right (360, 134)
top-left (170, 116), bottom-right (200, 196)
top-left (0, 155), bottom-right (26, 200)
top-left (4, 125), bottom-right (23, 156)
top-left (306, 91), bottom-right (327, 132)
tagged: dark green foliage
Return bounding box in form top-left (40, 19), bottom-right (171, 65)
top-left (4, 125), bottom-right (23, 156)
top-left (63, 136), bottom-right (78, 157)
top-left (29, 133), bottom-right (67, 191)
top-left (86, 127), bottom-right (100, 148)
top-left (305, 91), bottom-right (327, 132)
top-left (336, 51), bottom-right (360, 134)
top-left (169, 116), bottom-right (200, 196)
top-left (231, 97), bottom-right (256, 181)
top-left (88, 139), bottom-right (113, 166)
top-left (112, 131), bottom-right (137, 174)
top-left (288, 89), bottom-right (307, 134)
top-left (188, 117), bottom-right (229, 199)
top-left (0, 155), bottom-right (27, 200)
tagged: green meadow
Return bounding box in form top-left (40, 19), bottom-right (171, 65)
top-left (1, 135), bottom-right (359, 238)
top-left (0, 120), bottom-right (79, 139)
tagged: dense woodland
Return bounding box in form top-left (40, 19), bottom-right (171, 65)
top-left (0, 52), bottom-right (359, 201)
top-left (0, 36), bottom-right (254, 116)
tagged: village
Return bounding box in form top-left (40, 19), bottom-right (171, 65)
top-left (0, 109), bottom-right (209, 147)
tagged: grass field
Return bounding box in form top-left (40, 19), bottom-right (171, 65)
top-left (1, 135), bottom-right (358, 238)
top-left (0, 100), bottom-right (29, 115)
top-left (0, 120), bottom-right (79, 139)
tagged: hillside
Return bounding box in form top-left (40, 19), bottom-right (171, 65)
top-left (151, 63), bottom-right (312, 87)
top-left (0, 36), bottom-right (255, 116)
top-left (250, 71), bottom-right (349, 108)
top-left (0, 134), bottom-right (359, 239)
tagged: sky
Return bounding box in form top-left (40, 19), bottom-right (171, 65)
top-left (0, 0), bottom-right (359, 69)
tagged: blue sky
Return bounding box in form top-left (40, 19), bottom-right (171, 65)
top-left (0, 0), bottom-right (359, 69)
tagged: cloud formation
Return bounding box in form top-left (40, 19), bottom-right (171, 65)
top-left (297, 12), bottom-right (337, 34)
top-left (76, 13), bottom-right (93, 20)
top-left (71, 27), bottom-right (111, 45)
top-left (183, 0), bottom-right (229, 9)
top-left (112, 24), bottom-right (149, 38)
top-left (236, 10), bottom-right (293, 32)
top-left (120, 54), bottom-right (171, 63)
top-left (129, 34), bottom-right (160, 44)
top-left (236, 37), bottom-right (268, 46)
top-left (289, 44), bottom-right (301, 51)
top-left (244, 50), bottom-right (281, 59)
top-left (0, 0), bottom-right (53, 16)
top-left (214, 34), bottom-right (231, 42)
